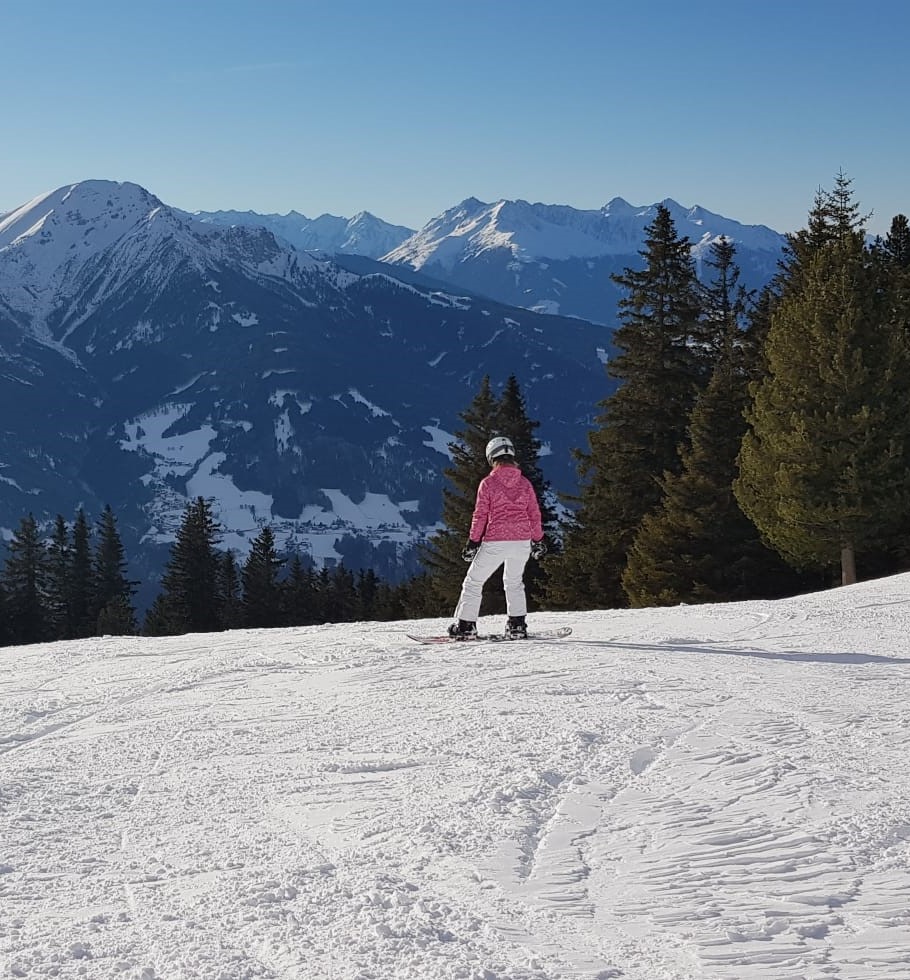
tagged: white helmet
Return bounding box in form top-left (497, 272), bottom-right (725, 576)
top-left (485, 435), bottom-right (515, 465)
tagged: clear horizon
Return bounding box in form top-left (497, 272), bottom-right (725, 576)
top-left (2, 0), bottom-right (908, 238)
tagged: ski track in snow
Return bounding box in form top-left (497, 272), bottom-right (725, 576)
top-left (2, 577), bottom-right (910, 979)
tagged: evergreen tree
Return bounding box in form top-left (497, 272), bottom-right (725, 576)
top-left (218, 550), bottom-right (245, 630)
top-left (394, 570), bottom-right (438, 619)
top-left (312, 567), bottom-right (333, 623)
top-left (776, 171), bottom-right (868, 298)
top-left (69, 509), bottom-right (94, 638)
top-left (700, 237), bottom-right (751, 358)
top-left (740, 286), bottom-right (776, 385)
top-left (356, 568), bottom-right (381, 621)
top-left (622, 238), bottom-right (766, 604)
top-left (550, 204), bottom-right (705, 609)
top-left (623, 350), bottom-right (806, 605)
top-left (142, 594), bottom-right (173, 637)
top-left (241, 526), bottom-right (284, 628)
top-left (92, 505), bottom-right (136, 634)
top-left (875, 214), bottom-right (910, 339)
top-left (377, 578), bottom-right (410, 621)
top-left (324, 565), bottom-right (358, 623)
top-left (735, 191), bottom-right (910, 584)
top-left (0, 580), bottom-right (9, 647)
top-left (148, 497), bottom-right (222, 635)
top-left (281, 553), bottom-right (318, 626)
top-left (45, 515), bottom-right (71, 641)
top-left (881, 213), bottom-right (910, 267)
top-left (97, 596), bottom-right (139, 636)
top-left (2, 514), bottom-right (48, 645)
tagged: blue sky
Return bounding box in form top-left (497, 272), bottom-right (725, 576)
top-left (2, 0), bottom-right (907, 236)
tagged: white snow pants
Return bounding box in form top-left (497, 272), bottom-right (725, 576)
top-left (453, 539), bottom-right (531, 622)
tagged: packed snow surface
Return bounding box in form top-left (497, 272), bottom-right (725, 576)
top-left (3, 575), bottom-right (910, 979)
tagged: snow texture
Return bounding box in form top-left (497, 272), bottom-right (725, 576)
top-left (3, 575), bottom-right (910, 979)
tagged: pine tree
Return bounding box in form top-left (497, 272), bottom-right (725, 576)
top-left (218, 550), bottom-right (245, 630)
top-left (97, 597), bottom-right (139, 636)
top-left (876, 214), bottom-right (910, 337)
top-left (324, 565), bottom-right (358, 623)
top-left (281, 553), bottom-right (317, 626)
top-left (241, 526), bottom-right (284, 628)
top-left (356, 568), bottom-right (380, 621)
top-left (776, 171), bottom-right (868, 299)
top-left (69, 509), bottom-right (94, 638)
top-left (700, 237), bottom-right (751, 358)
top-left (623, 350), bottom-right (805, 605)
top-left (550, 204), bottom-right (705, 609)
top-left (394, 570), bottom-right (437, 619)
top-left (622, 238), bottom-right (765, 604)
top-left (45, 515), bottom-right (71, 640)
top-left (92, 505), bottom-right (136, 634)
top-left (312, 567), bottom-right (333, 623)
top-left (883, 213), bottom-right (910, 266)
top-left (740, 286), bottom-right (775, 385)
top-left (0, 580), bottom-right (9, 647)
top-left (735, 189), bottom-right (910, 584)
top-left (2, 514), bottom-right (48, 645)
top-left (148, 497), bottom-right (223, 635)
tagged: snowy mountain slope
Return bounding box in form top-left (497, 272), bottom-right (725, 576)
top-left (190, 207), bottom-right (414, 259)
top-left (383, 195), bottom-right (785, 268)
top-left (382, 196), bottom-right (787, 324)
top-left (182, 195), bottom-right (786, 324)
top-left (0, 181), bottom-right (613, 597)
top-left (3, 574), bottom-right (910, 979)
top-left (0, 181), bottom-right (169, 336)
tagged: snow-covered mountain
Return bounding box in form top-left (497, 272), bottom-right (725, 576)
top-left (382, 197), bottom-right (787, 323)
top-left (0, 181), bottom-right (612, 601)
top-left (189, 207), bottom-right (414, 259)
top-left (175, 195), bottom-right (787, 325)
top-left (5, 573), bottom-right (910, 978)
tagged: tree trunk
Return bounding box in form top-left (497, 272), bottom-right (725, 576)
top-left (841, 541), bottom-right (857, 586)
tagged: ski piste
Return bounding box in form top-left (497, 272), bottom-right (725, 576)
top-left (407, 626), bottom-right (572, 645)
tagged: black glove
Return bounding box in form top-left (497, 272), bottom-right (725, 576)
top-left (530, 539), bottom-right (547, 560)
top-left (461, 539), bottom-right (481, 563)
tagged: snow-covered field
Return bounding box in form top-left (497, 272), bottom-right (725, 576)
top-left (3, 575), bottom-right (910, 980)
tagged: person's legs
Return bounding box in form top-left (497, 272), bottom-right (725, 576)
top-left (502, 540), bottom-right (531, 616)
top-left (453, 542), bottom-right (509, 622)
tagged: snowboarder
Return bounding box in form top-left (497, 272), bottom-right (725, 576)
top-left (448, 436), bottom-right (547, 640)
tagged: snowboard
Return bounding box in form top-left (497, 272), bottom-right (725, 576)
top-left (407, 626), bottom-right (572, 645)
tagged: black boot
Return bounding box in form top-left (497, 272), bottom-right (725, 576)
top-left (506, 615), bottom-right (527, 639)
top-left (447, 619), bottom-right (477, 640)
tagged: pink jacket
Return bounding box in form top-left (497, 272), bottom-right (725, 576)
top-left (469, 465), bottom-right (543, 543)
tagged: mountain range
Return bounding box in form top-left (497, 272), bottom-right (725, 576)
top-left (0, 180), bottom-right (787, 604)
top-left (196, 195), bottom-right (787, 324)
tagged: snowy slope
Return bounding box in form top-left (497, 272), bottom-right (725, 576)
top-left (0, 181), bottom-right (167, 324)
top-left (3, 575), bottom-right (910, 979)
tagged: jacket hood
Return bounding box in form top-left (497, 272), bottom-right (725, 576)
top-left (490, 465), bottom-right (523, 485)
